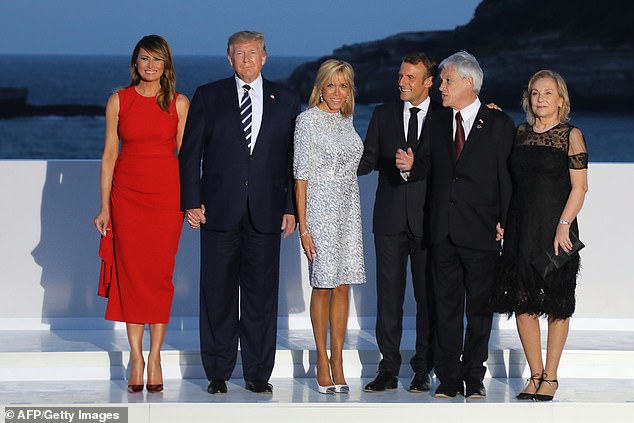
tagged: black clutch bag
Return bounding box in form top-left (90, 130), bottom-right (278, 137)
top-left (531, 231), bottom-right (585, 280)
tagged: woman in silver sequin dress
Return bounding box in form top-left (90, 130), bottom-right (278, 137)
top-left (294, 59), bottom-right (366, 394)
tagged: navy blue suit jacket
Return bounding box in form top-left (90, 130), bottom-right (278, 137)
top-left (179, 77), bottom-right (301, 233)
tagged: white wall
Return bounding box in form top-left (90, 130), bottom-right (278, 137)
top-left (0, 160), bottom-right (631, 330)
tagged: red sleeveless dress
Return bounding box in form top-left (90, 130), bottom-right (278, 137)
top-left (105, 86), bottom-right (183, 324)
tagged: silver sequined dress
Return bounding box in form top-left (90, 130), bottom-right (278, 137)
top-left (293, 107), bottom-right (367, 288)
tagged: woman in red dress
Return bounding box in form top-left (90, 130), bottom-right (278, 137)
top-left (94, 35), bottom-right (189, 393)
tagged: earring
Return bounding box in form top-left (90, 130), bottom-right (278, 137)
top-left (319, 93), bottom-right (323, 102)
top-left (345, 97), bottom-right (349, 104)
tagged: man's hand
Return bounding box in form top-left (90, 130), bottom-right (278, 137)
top-left (495, 222), bottom-right (504, 241)
top-left (186, 204), bottom-right (206, 229)
top-left (486, 102), bottom-right (502, 111)
top-left (281, 214), bottom-right (296, 238)
top-left (395, 147), bottom-right (414, 171)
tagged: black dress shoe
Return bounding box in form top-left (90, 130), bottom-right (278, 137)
top-left (409, 372), bottom-right (432, 392)
top-left (207, 380), bottom-right (227, 394)
top-left (364, 372), bottom-right (398, 392)
top-left (245, 380), bottom-right (273, 393)
top-left (434, 381), bottom-right (464, 399)
top-left (465, 381), bottom-right (487, 399)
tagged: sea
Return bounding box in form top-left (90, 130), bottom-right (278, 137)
top-left (1, 55), bottom-right (633, 161)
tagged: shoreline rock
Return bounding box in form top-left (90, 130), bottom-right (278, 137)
top-left (285, 0), bottom-right (634, 111)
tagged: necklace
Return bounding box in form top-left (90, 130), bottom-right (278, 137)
top-left (533, 121), bottom-right (559, 133)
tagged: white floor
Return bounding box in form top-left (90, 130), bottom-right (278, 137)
top-left (2, 377), bottom-right (634, 404)
top-left (1, 328), bottom-right (634, 423)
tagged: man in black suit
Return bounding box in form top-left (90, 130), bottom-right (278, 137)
top-left (397, 51), bottom-right (514, 399)
top-left (179, 31), bottom-right (300, 395)
top-left (358, 52), bottom-right (438, 393)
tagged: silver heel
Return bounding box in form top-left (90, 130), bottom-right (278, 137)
top-left (333, 384), bottom-right (349, 393)
top-left (317, 381), bottom-right (336, 394)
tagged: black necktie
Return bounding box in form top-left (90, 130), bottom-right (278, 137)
top-left (240, 84), bottom-right (252, 149)
top-left (407, 107), bottom-right (420, 146)
top-left (454, 111), bottom-right (465, 160)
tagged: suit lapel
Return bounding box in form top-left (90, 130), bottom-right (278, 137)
top-left (252, 79), bottom-right (275, 156)
top-left (439, 109), bottom-right (456, 164)
top-left (222, 78), bottom-right (249, 152)
top-left (460, 106), bottom-right (489, 160)
top-left (391, 103), bottom-right (407, 150)
top-left (411, 103), bottom-right (433, 151)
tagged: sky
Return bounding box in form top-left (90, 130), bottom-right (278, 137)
top-left (0, 0), bottom-right (481, 56)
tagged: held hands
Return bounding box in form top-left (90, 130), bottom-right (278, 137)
top-left (281, 214), bottom-right (296, 238)
top-left (554, 223), bottom-right (572, 256)
top-left (395, 147), bottom-right (414, 171)
top-left (186, 204), bottom-right (206, 229)
top-left (300, 230), bottom-right (317, 262)
top-left (94, 210), bottom-right (111, 236)
top-left (495, 222), bottom-right (504, 241)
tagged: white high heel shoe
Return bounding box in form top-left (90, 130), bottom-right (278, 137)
top-left (333, 384), bottom-right (349, 393)
top-left (317, 381), bottom-right (336, 394)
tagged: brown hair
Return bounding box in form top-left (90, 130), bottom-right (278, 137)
top-left (402, 52), bottom-right (438, 79)
top-left (129, 35), bottom-right (176, 112)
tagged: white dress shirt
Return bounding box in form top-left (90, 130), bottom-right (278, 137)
top-left (403, 96), bottom-right (431, 141)
top-left (453, 97), bottom-right (481, 141)
top-left (235, 74), bottom-right (263, 154)
top-left (400, 97), bottom-right (431, 180)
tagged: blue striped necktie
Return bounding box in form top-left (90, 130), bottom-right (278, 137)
top-left (240, 84), bottom-right (253, 150)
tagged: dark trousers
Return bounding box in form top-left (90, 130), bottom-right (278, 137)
top-left (432, 237), bottom-right (498, 386)
top-left (199, 210), bottom-right (281, 382)
top-left (374, 230), bottom-right (433, 376)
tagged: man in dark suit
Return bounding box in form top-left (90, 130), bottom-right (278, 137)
top-left (179, 31), bottom-right (300, 395)
top-left (397, 51), bottom-right (514, 399)
top-left (358, 52), bottom-right (438, 393)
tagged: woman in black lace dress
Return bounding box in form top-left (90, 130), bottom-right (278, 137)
top-left (493, 70), bottom-right (588, 401)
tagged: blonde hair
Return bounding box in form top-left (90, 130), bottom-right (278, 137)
top-left (522, 70), bottom-right (571, 126)
top-left (129, 35), bottom-right (176, 112)
top-left (227, 30), bottom-right (266, 55)
top-left (308, 59), bottom-right (356, 117)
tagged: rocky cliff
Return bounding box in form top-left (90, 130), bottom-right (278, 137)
top-left (286, 0), bottom-right (634, 110)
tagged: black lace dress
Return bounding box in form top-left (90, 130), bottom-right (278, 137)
top-left (492, 123), bottom-right (588, 320)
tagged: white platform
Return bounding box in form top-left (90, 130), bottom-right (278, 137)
top-left (2, 378), bottom-right (634, 423)
top-left (1, 329), bottom-right (634, 382)
top-left (1, 328), bottom-right (633, 423)
top-left (2, 161), bottom-right (634, 421)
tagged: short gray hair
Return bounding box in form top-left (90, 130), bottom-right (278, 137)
top-left (439, 51), bottom-right (483, 94)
